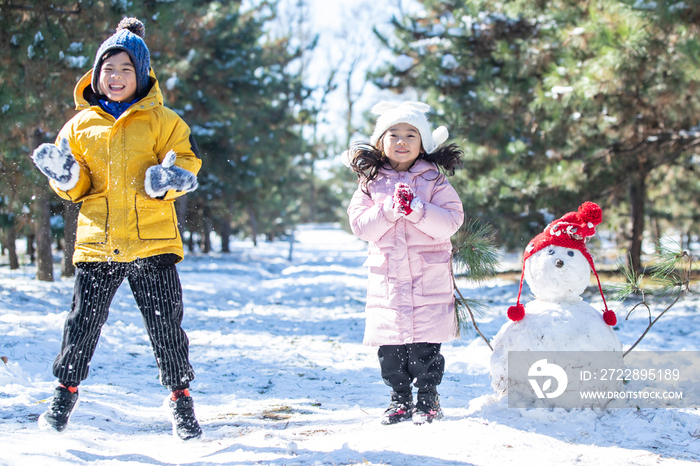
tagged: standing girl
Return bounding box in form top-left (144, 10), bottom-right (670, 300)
top-left (31, 18), bottom-right (202, 441)
top-left (345, 101), bottom-right (464, 424)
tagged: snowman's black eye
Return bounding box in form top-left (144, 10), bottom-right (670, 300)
top-left (548, 250), bottom-right (555, 255)
top-left (568, 251), bottom-right (574, 257)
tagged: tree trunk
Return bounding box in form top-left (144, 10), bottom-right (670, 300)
top-left (6, 224), bottom-right (19, 270)
top-left (26, 234), bottom-right (35, 264)
top-left (246, 205), bottom-right (258, 247)
top-left (220, 208), bottom-right (232, 253)
top-left (62, 200), bottom-right (80, 277)
top-left (629, 172), bottom-right (646, 273)
top-left (29, 126), bottom-right (53, 282)
top-left (202, 216), bottom-right (212, 253)
top-left (187, 232), bottom-right (195, 253)
top-left (34, 187), bottom-right (54, 281)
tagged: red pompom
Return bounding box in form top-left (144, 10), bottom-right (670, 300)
top-left (603, 310), bottom-right (617, 326)
top-left (507, 303), bottom-right (525, 321)
top-left (578, 202), bottom-right (602, 226)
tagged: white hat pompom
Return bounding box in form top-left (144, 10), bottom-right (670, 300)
top-left (340, 150), bottom-right (352, 168)
top-left (432, 126), bottom-right (449, 148)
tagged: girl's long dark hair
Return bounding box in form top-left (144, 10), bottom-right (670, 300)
top-left (348, 142), bottom-right (464, 194)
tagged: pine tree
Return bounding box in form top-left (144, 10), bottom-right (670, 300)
top-left (0, 1), bottom-right (109, 279)
top-left (147, 0), bottom-right (317, 247)
top-left (373, 0), bottom-right (700, 269)
top-left (0, 1), bottom-right (323, 265)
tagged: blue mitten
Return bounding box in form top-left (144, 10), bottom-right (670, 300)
top-left (31, 138), bottom-right (80, 191)
top-left (145, 151), bottom-right (198, 198)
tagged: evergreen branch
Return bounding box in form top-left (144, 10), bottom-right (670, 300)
top-left (624, 290), bottom-right (683, 357)
top-left (650, 241), bottom-right (686, 279)
top-left (452, 219), bottom-right (500, 283)
top-left (1, 4), bottom-right (81, 14)
top-left (451, 263), bottom-right (493, 351)
top-left (607, 256), bottom-right (644, 303)
top-left (621, 239), bottom-right (694, 357)
top-left (625, 301), bottom-right (653, 325)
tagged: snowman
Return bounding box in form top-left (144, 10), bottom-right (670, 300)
top-left (490, 202), bottom-right (622, 406)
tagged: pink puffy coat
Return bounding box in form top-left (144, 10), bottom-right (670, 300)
top-left (348, 160), bottom-right (464, 346)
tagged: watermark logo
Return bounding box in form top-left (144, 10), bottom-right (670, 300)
top-left (509, 351), bottom-right (698, 408)
top-left (528, 359), bottom-right (568, 399)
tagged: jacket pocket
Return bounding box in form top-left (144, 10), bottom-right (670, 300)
top-left (363, 254), bottom-right (388, 299)
top-left (419, 251), bottom-right (452, 296)
top-left (135, 194), bottom-right (178, 240)
top-left (76, 198), bottom-right (108, 244)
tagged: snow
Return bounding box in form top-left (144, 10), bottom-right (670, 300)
top-left (165, 73), bottom-right (179, 91)
top-left (1, 224), bottom-right (700, 465)
top-left (64, 55), bottom-right (88, 69)
top-left (551, 85), bottom-right (574, 95)
top-left (441, 54), bottom-right (459, 70)
top-left (394, 54), bottom-right (414, 72)
top-left (67, 42), bottom-right (84, 53)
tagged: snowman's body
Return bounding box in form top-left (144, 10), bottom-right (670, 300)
top-left (490, 245), bottom-right (622, 404)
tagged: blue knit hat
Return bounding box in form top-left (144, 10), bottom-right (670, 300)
top-left (91, 17), bottom-right (150, 96)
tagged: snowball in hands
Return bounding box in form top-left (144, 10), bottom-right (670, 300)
top-left (145, 150), bottom-right (198, 198)
top-left (31, 138), bottom-right (80, 191)
top-left (382, 194), bottom-right (400, 222)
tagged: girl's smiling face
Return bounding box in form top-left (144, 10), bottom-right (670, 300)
top-left (98, 51), bottom-right (137, 103)
top-left (378, 123), bottom-right (423, 172)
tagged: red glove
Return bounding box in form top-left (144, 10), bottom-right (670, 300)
top-left (393, 182), bottom-right (414, 216)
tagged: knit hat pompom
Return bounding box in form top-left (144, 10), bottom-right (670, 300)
top-left (578, 201), bottom-right (603, 226)
top-left (117, 17), bottom-right (145, 39)
top-left (507, 303), bottom-right (526, 322)
top-left (603, 310), bottom-right (617, 326)
top-left (92, 17), bottom-right (151, 96)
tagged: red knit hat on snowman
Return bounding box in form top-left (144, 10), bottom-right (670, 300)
top-left (507, 201), bottom-right (617, 326)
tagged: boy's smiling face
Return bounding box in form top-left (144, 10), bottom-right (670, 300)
top-left (98, 51), bottom-right (137, 103)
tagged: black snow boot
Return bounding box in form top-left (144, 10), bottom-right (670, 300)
top-left (413, 392), bottom-right (443, 424)
top-left (381, 391), bottom-right (414, 425)
top-left (168, 390), bottom-right (203, 441)
top-left (38, 386), bottom-right (80, 433)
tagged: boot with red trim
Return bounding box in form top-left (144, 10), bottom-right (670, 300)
top-left (168, 388), bottom-right (203, 441)
top-left (413, 392), bottom-right (443, 425)
top-left (38, 385), bottom-right (80, 433)
top-left (380, 391), bottom-right (413, 425)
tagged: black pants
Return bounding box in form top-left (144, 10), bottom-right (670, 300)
top-left (378, 343), bottom-right (444, 399)
top-left (52, 254), bottom-right (195, 390)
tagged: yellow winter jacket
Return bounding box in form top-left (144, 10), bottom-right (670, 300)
top-left (49, 69), bottom-right (202, 264)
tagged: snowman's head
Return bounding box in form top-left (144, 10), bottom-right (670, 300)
top-left (524, 245), bottom-right (591, 303)
top-left (507, 202), bottom-right (616, 325)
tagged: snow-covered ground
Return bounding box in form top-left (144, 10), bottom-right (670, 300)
top-left (1, 224), bottom-right (700, 465)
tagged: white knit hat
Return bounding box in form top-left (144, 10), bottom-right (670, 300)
top-left (369, 101), bottom-right (449, 154)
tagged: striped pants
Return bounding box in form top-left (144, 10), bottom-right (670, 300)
top-left (52, 254), bottom-right (195, 390)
